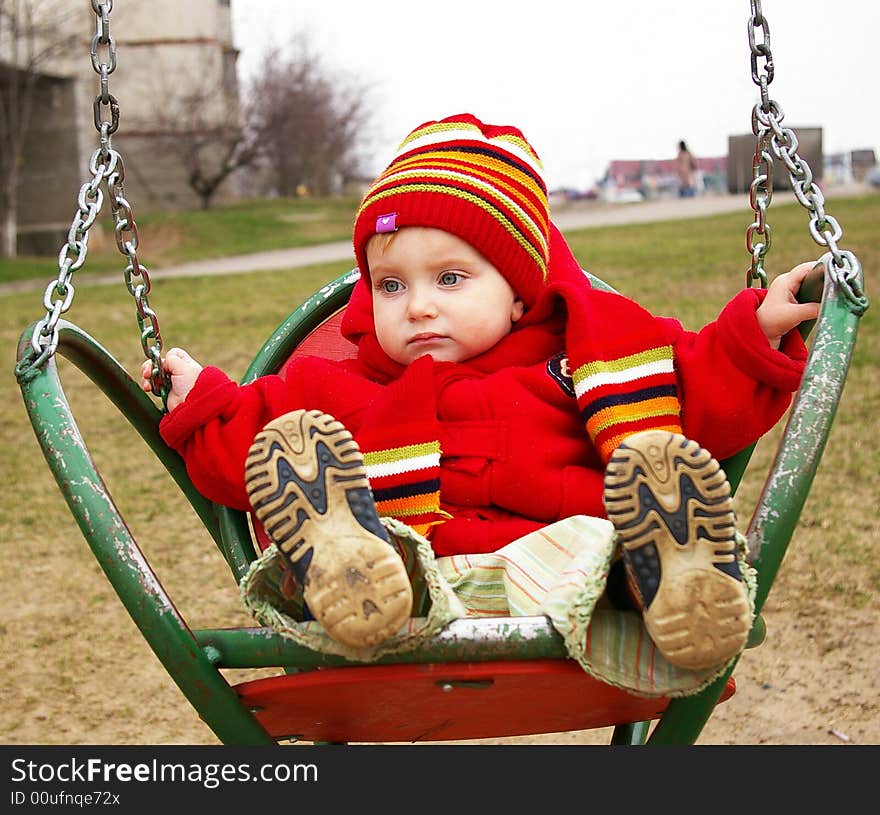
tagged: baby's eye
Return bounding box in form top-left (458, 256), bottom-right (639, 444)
top-left (379, 279), bottom-right (402, 293)
top-left (439, 271), bottom-right (462, 286)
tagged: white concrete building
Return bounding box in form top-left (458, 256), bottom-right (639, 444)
top-left (2, 0), bottom-right (240, 253)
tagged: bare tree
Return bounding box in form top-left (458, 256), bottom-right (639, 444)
top-left (129, 43), bottom-right (258, 209)
top-left (178, 118), bottom-right (259, 211)
top-left (0, 0), bottom-right (77, 257)
top-left (247, 40), bottom-right (373, 197)
top-left (124, 34), bottom-right (373, 209)
top-left (135, 71), bottom-right (261, 210)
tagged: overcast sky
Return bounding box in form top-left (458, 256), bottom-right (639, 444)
top-left (231, 0), bottom-right (877, 190)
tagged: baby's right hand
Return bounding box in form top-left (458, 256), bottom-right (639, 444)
top-left (140, 347), bottom-right (203, 413)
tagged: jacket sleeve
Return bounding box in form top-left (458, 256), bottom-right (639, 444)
top-left (660, 287), bottom-right (809, 460)
top-left (158, 365), bottom-right (309, 510)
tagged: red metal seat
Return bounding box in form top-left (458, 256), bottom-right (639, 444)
top-left (235, 660), bottom-right (736, 743)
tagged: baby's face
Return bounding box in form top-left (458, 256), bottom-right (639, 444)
top-left (366, 227), bottom-right (523, 366)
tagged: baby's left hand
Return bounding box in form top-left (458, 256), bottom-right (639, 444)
top-left (756, 261), bottom-right (822, 349)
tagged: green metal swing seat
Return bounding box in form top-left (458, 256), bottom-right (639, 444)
top-left (16, 258), bottom-right (860, 745)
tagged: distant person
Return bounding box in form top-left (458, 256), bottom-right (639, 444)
top-left (677, 140), bottom-right (698, 197)
top-left (142, 113), bottom-right (819, 670)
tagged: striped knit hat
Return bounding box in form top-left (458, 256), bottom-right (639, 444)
top-left (353, 113), bottom-right (550, 308)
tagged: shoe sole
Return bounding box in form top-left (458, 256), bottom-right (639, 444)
top-left (603, 430), bottom-right (750, 670)
top-left (245, 409), bottom-right (413, 648)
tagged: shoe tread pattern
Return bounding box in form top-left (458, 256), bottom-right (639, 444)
top-left (246, 409), bottom-right (413, 649)
top-left (604, 430), bottom-right (750, 670)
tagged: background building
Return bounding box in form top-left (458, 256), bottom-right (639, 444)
top-left (601, 155), bottom-right (729, 201)
top-left (726, 128), bottom-right (823, 194)
top-left (595, 127), bottom-right (850, 202)
top-left (2, 0), bottom-right (239, 253)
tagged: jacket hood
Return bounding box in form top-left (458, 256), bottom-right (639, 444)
top-left (340, 221), bottom-right (591, 382)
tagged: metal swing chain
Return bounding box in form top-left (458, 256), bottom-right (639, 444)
top-left (16, 0), bottom-right (171, 403)
top-left (744, 1), bottom-right (774, 288)
top-left (745, 0), bottom-right (868, 315)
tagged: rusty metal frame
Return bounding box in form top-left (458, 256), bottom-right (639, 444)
top-left (15, 263), bottom-right (860, 745)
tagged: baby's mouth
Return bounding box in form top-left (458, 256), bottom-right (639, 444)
top-left (408, 332), bottom-right (447, 344)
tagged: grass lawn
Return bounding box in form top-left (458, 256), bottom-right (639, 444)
top-left (0, 195), bottom-right (362, 285)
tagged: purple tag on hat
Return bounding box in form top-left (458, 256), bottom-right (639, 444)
top-left (376, 212), bottom-right (398, 233)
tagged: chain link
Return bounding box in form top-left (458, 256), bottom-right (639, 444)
top-left (745, 115), bottom-right (773, 288)
top-left (16, 1), bottom-right (171, 401)
top-left (744, 1), bottom-right (867, 314)
top-left (745, 1), bottom-right (775, 288)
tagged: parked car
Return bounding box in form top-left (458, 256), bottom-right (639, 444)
top-left (867, 165), bottom-right (880, 187)
top-left (613, 188), bottom-right (645, 203)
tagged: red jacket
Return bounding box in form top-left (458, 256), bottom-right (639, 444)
top-left (160, 230), bottom-right (807, 556)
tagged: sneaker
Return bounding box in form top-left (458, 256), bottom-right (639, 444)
top-left (602, 429), bottom-right (751, 670)
top-left (245, 409), bottom-right (413, 648)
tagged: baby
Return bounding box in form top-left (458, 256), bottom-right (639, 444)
top-left (144, 113), bottom-right (817, 668)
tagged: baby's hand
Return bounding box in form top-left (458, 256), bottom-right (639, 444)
top-left (140, 347), bottom-right (203, 413)
top-left (756, 261), bottom-right (822, 349)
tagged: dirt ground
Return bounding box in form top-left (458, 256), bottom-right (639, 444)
top-left (4, 553), bottom-right (877, 746)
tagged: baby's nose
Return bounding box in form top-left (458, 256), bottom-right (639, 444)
top-left (407, 288), bottom-right (438, 319)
